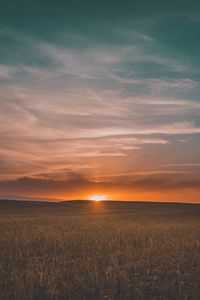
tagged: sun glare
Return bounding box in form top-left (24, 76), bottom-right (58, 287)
top-left (89, 195), bottom-right (107, 201)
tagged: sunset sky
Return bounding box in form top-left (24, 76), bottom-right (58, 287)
top-left (0, 0), bottom-right (200, 202)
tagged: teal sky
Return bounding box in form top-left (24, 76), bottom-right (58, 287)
top-left (0, 0), bottom-right (200, 201)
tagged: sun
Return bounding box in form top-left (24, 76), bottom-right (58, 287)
top-left (89, 195), bottom-right (107, 202)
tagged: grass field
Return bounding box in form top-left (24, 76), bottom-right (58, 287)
top-left (0, 200), bottom-right (199, 300)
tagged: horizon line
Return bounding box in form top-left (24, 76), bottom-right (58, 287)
top-left (0, 197), bottom-right (200, 205)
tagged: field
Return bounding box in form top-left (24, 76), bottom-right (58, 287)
top-left (0, 200), bottom-right (200, 300)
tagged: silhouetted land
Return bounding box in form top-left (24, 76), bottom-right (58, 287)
top-left (0, 200), bottom-right (199, 299)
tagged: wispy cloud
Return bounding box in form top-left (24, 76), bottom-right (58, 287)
top-left (0, 26), bottom-right (199, 198)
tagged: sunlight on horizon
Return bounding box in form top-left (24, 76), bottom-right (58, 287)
top-left (88, 195), bottom-right (107, 201)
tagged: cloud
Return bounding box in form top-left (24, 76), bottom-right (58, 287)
top-left (0, 176), bottom-right (200, 201)
top-left (0, 27), bottom-right (200, 192)
top-left (0, 64), bottom-right (17, 79)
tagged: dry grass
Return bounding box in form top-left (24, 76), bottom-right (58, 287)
top-left (0, 200), bottom-right (199, 300)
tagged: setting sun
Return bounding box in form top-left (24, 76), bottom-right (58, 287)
top-left (89, 195), bottom-right (107, 201)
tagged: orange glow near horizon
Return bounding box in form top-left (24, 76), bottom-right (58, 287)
top-left (1, 180), bottom-right (200, 204)
top-left (14, 188), bottom-right (200, 204)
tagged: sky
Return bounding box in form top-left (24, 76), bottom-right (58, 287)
top-left (0, 0), bottom-right (200, 202)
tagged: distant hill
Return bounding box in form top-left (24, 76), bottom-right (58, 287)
top-left (0, 198), bottom-right (200, 218)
